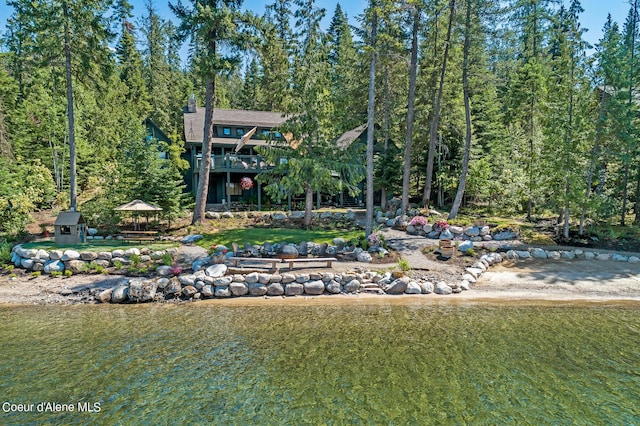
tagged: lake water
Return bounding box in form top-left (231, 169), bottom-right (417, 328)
top-left (1, 301), bottom-right (639, 424)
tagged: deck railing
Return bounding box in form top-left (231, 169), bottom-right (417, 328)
top-left (195, 154), bottom-right (273, 172)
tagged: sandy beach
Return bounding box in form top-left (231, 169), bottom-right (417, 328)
top-left (2, 259), bottom-right (640, 305)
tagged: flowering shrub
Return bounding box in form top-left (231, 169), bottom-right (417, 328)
top-left (169, 265), bottom-right (183, 276)
top-left (434, 220), bottom-right (449, 232)
top-left (240, 176), bottom-right (254, 190)
top-left (408, 216), bottom-right (428, 227)
top-left (367, 232), bottom-right (382, 246)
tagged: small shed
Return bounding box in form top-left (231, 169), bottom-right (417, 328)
top-left (54, 211), bottom-right (87, 245)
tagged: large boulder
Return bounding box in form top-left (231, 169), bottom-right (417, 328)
top-left (65, 260), bottom-right (86, 274)
top-left (267, 283), bottom-right (285, 296)
top-left (434, 282), bottom-right (452, 295)
top-left (405, 282), bottom-right (422, 294)
top-left (192, 257), bottom-right (211, 271)
top-left (182, 285), bottom-right (198, 298)
top-left (420, 281), bottom-right (434, 294)
top-left (285, 283), bottom-right (304, 296)
top-left (464, 226), bottom-right (480, 237)
top-left (439, 229), bottom-right (454, 240)
top-left (245, 272), bottom-right (260, 284)
top-left (214, 276), bottom-right (233, 286)
top-left (280, 245), bottom-right (299, 258)
top-left (111, 286), bottom-right (129, 303)
top-left (249, 283), bottom-right (268, 296)
top-left (95, 288), bottom-right (113, 303)
top-left (230, 282), bottom-right (249, 296)
top-left (304, 280), bottom-right (325, 295)
top-left (80, 252), bottom-right (98, 261)
top-left (215, 286), bottom-right (231, 297)
top-left (492, 230), bottom-right (518, 241)
top-left (531, 248), bottom-right (547, 259)
top-left (156, 265), bottom-right (173, 276)
top-left (344, 279), bottom-right (361, 293)
top-left (181, 234), bottom-right (203, 244)
top-left (385, 277), bottom-right (409, 294)
top-left (325, 280), bottom-right (341, 294)
top-left (61, 250), bottom-right (81, 261)
top-left (458, 240), bottom-right (474, 253)
top-left (165, 279), bottom-right (182, 295)
top-left (128, 279), bottom-right (158, 303)
top-left (43, 260), bottom-right (65, 274)
top-left (356, 252), bottom-right (373, 263)
top-left (205, 264), bottom-right (227, 278)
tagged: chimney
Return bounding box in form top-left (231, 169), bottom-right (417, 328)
top-left (187, 94), bottom-right (197, 113)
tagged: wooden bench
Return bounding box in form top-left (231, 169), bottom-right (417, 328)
top-left (228, 257), bottom-right (282, 270)
top-left (119, 231), bottom-right (158, 244)
top-left (283, 257), bottom-right (337, 270)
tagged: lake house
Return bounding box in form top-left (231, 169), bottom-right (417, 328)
top-left (182, 96), bottom-right (366, 210)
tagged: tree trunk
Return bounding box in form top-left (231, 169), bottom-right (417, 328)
top-left (63, 1), bottom-right (77, 211)
top-left (304, 184), bottom-right (313, 228)
top-left (423, 0), bottom-right (455, 208)
top-left (191, 76), bottom-right (215, 224)
top-left (623, 0), bottom-right (638, 227)
top-left (365, 1), bottom-right (377, 237)
top-left (380, 65), bottom-right (390, 211)
top-left (401, 7), bottom-right (420, 214)
top-left (448, 1), bottom-right (472, 220)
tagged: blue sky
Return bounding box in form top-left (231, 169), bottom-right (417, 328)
top-left (0, 0), bottom-right (632, 56)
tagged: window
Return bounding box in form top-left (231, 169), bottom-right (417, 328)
top-left (60, 226), bottom-right (71, 235)
top-left (261, 129), bottom-right (270, 137)
top-left (223, 127), bottom-right (231, 136)
top-left (227, 182), bottom-right (243, 196)
top-left (236, 128), bottom-right (244, 136)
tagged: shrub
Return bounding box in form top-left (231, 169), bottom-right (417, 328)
top-left (94, 265), bottom-right (105, 274)
top-left (30, 271), bottom-right (41, 278)
top-left (161, 253), bottom-right (173, 266)
top-left (4, 264), bottom-right (15, 272)
top-left (434, 220), bottom-right (449, 232)
top-left (464, 248), bottom-right (476, 257)
top-left (113, 260), bottom-right (123, 269)
top-left (130, 254), bottom-right (141, 267)
top-left (64, 270), bottom-right (73, 277)
top-left (9, 273), bottom-right (17, 279)
top-left (50, 271), bottom-right (62, 277)
top-left (398, 258), bottom-right (410, 272)
top-left (169, 265), bottom-right (183, 276)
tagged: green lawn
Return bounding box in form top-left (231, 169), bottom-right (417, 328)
top-left (21, 240), bottom-right (179, 252)
top-left (197, 227), bottom-right (364, 250)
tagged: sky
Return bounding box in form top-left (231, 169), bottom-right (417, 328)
top-left (0, 0), bottom-right (633, 57)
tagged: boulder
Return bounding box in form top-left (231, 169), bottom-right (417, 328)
top-left (49, 250), bottom-right (63, 260)
top-left (205, 211), bottom-right (221, 220)
top-left (230, 282), bottom-right (249, 296)
top-left (460, 280), bottom-right (470, 291)
top-left (612, 254), bottom-right (629, 262)
top-left (258, 273), bottom-right (272, 284)
top-left (325, 280), bottom-right (342, 294)
top-left (449, 226), bottom-right (464, 235)
top-left (531, 248), bottom-right (547, 259)
top-left (128, 279), bottom-right (158, 303)
top-left (285, 283), bottom-right (304, 296)
top-left (201, 285), bottom-right (214, 298)
top-left (61, 250), bottom-right (81, 261)
top-left (356, 252), bottom-right (373, 263)
top-left (192, 258), bottom-right (211, 271)
top-left (244, 272), bottom-right (260, 284)
top-left (332, 238), bottom-right (346, 248)
top-left (178, 274), bottom-right (197, 286)
top-left (439, 229), bottom-right (454, 239)
top-left (182, 285), bottom-right (198, 297)
top-left (583, 251), bottom-right (595, 260)
top-left (434, 282), bottom-right (452, 295)
top-left (215, 286), bottom-right (231, 297)
top-left (35, 249), bottom-right (49, 260)
top-left (405, 282), bottom-right (422, 294)
top-left (560, 251), bottom-right (576, 260)
top-left (464, 227), bottom-right (480, 237)
top-left (267, 283), bottom-right (285, 296)
top-left (95, 288), bottom-right (113, 303)
top-left (516, 250), bottom-right (531, 259)
top-left (249, 283), bottom-right (268, 296)
top-left (596, 253), bottom-right (611, 261)
top-left (458, 240), bottom-right (474, 253)
top-left (111, 286), bottom-right (129, 303)
top-left (304, 280), bottom-right (325, 295)
top-left (205, 264), bottom-right (228, 278)
top-left (214, 276), bottom-right (233, 286)
top-left (221, 212), bottom-right (234, 219)
top-left (420, 281), bottom-right (434, 294)
top-left (165, 279), bottom-right (182, 295)
top-left (344, 279), bottom-right (361, 293)
top-left (629, 256), bottom-right (640, 263)
top-left (271, 212), bottom-right (287, 221)
top-left (346, 210), bottom-right (356, 220)
top-left (505, 250), bottom-right (519, 260)
top-left (43, 260), bottom-right (65, 274)
top-left (465, 267), bottom-right (484, 279)
top-left (289, 211), bottom-right (305, 219)
top-left (66, 260), bottom-right (86, 274)
top-left (281, 273), bottom-right (296, 284)
top-left (181, 234), bottom-right (203, 244)
top-left (112, 249), bottom-right (125, 258)
top-left (422, 224), bottom-right (433, 233)
top-left (280, 245), bottom-right (299, 258)
top-left (80, 252), bottom-right (97, 261)
top-left (492, 230), bottom-right (518, 241)
top-left (479, 226), bottom-right (491, 236)
top-left (385, 277), bottom-right (409, 294)
top-left (546, 251), bottom-right (561, 260)
top-left (296, 274), bottom-right (310, 283)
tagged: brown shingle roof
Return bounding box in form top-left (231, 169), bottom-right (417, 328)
top-left (54, 212), bottom-right (86, 226)
top-left (184, 108), bottom-right (288, 143)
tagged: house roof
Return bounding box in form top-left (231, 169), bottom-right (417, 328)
top-left (54, 212), bottom-right (86, 226)
top-left (336, 124), bottom-right (368, 149)
top-left (184, 108), bottom-right (288, 143)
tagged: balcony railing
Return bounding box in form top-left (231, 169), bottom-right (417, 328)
top-left (195, 154), bottom-right (273, 172)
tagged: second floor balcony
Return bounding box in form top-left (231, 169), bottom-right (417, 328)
top-left (194, 154), bottom-right (274, 173)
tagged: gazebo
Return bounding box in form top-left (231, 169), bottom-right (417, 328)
top-left (114, 199), bottom-right (163, 230)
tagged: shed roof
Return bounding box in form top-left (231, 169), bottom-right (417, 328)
top-left (54, 212), bottom-right (86, 226)
top-left (184, 108), bottom-right (288, 143)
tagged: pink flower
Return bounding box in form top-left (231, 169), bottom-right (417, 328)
top-left (240, 177), bottom-right (254, 190)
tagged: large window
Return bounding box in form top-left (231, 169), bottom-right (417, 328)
top-left (227, 182), bottom-right (243, 196)
top-left (236, 128), bottom-right (244, 137)
top-left (222, 127), bottom-right (231, 136)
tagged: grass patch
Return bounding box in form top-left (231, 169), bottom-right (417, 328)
top-left (197, 227), bottom-right (363, 249)
top-left (21, 241), bottom-right (179, 252)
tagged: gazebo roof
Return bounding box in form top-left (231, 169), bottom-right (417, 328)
top-left (114, 199), bottom-right (163, 212)
top-left (54, 212), bottom-right (86, 226)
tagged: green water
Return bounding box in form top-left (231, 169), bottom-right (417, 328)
top-left (1, 302), bottom-right (639, 425)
